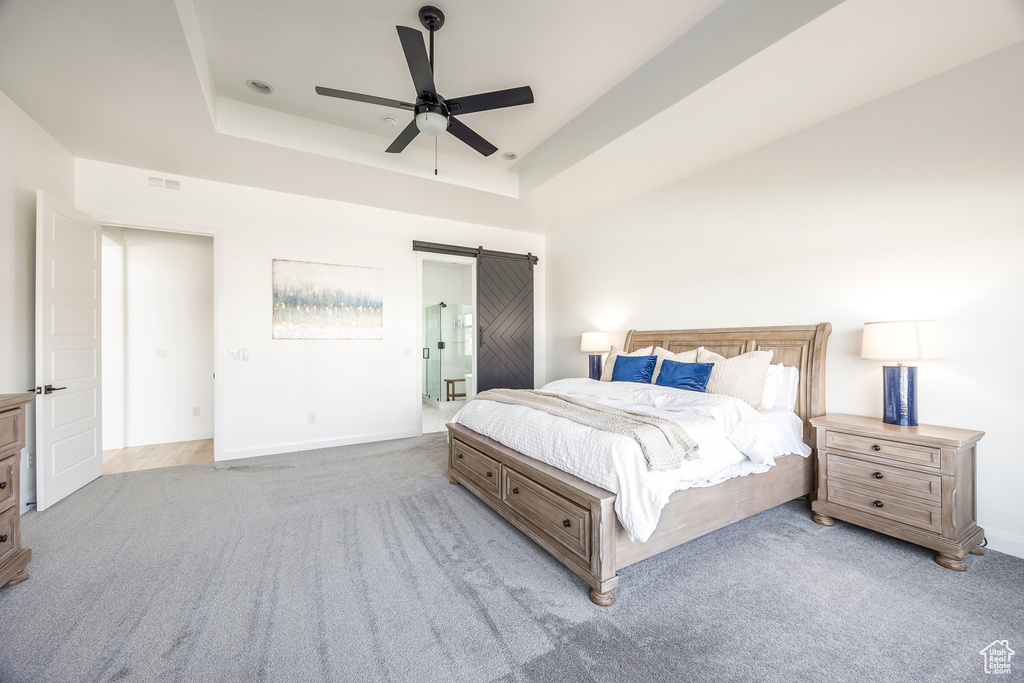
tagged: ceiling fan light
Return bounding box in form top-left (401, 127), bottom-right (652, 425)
top-left (415, 109), bottom-right (448, 136)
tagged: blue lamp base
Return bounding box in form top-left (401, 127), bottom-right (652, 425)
top-left (882, 365), bottom-right (918, 426)
top-left (588, 354), bottom-right (603, 380)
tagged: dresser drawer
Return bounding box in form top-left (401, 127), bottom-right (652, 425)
top-left (828, 480), bottom-right (941, 533)
top-left (0, 408), bottom-right (24, 456)
top-left (0, 455), bottom-right (16, 513)
top-left (827, 453), bottom-right (941, 503)
top-left (451, 440), bottom-right (500, 496)
top-left (503, 467), bottom-right (590, 563)
top-left (826, 431), bottom-right (940, 469)
top-left (0, 506), bottom-right (18, 567)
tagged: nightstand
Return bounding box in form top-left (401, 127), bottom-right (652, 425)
top-left (810, 414), bottom-right (984, 571)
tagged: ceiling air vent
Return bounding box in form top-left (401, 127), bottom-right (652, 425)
top-left (147, 176), bottom-right (181, 191)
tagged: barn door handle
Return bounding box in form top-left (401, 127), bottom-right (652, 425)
top-left (43, 385), bottom-right (67, 394)
top-left (478, 326), bottom-right (484, 349)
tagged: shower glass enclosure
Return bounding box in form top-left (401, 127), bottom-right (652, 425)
top-left (423, 302), bottom-right (473, 402)
top-left (423, 303), bottom-right (443, 401)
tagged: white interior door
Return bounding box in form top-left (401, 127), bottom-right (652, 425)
top-left (35, 190), bottom-right (102, 511)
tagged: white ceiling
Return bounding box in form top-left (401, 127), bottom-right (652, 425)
top-left (1, 0), bottom-right (1022, 233)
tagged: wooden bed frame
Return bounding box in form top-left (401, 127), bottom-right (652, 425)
top-left (446, 323), bottom-right (832, 606)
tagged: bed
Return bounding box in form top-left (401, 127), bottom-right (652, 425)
top-left (446, 323), bottom-right (831, 605)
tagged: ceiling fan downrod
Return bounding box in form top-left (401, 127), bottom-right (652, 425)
top-left (418, 6), bottom-right (444, 74)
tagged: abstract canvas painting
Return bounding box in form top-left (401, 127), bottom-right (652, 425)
top-left (272, 259), bottom-right (383, 339)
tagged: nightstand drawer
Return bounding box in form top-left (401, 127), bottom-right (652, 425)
top-left (0, 506), bottom-right (18, 567)
top-left (0, 408), bottom-right (23, 456)
top-left (826, 432), bottom-right (940, 469)
top-left (827, 453), bottom-right (941, 503)
top-left (0, 455), bottom-right (16, 513)
top-left (828, 481), bottom-right (941, 533)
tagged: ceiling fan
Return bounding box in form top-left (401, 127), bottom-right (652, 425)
top-left (315, 5), bottom-right (534, 158)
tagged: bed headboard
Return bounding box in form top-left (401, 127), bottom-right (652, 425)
top-left (623, 323), bottom-right (832, 446)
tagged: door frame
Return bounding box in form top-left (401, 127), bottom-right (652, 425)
top-left (415, 252), bottom-right (477, 433)
top-left (88, 215), bottom-right (223, 461)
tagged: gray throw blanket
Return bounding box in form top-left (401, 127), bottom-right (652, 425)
top-left (474, 389), bottom-right (699, 471)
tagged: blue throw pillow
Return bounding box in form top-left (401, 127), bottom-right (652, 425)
top-left (610, 355), bottom-right (657, 383)
top-left (655, 360), bottom-right (714, 392)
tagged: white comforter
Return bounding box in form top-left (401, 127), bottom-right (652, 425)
top-left (452, 378), bottom-right (810, 543)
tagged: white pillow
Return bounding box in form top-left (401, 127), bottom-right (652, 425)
top-left (761, 364), bottom-right (800, 411)
top-left (696, 347), bottom-right (774, 409)
top-left (601, 345), bottom-right (654, 381)
top-left (651, 347), bottom-right (699, 384)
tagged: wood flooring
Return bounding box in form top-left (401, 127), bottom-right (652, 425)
top-left (102, 439), bottom-right (214, 474)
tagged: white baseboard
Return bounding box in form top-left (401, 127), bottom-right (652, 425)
top-left (125, 430), bottom-right (214, 448)
top-left (984, 527), bottom-right (1024, 560)
top-left (217, 428), bottom-right (422, 461)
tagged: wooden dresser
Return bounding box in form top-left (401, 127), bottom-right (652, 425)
top-left (810, 413), bottom-right (984, 571)
top-left (0, 392), bottom-right (34, 589)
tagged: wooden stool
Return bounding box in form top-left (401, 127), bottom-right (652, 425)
top-left (444, 378), bottom-right (466, 401)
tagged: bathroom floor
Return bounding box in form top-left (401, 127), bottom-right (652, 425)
top-left (422, 397), bottom-right (466, 434)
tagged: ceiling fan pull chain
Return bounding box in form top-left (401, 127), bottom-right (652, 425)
top-left (435, 137), bottom-right (438, 176)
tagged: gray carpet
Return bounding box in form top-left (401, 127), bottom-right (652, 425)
top-left (1, 434), bottom-right (1021, 683)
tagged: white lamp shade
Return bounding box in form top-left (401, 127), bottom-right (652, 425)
top-left (580, 331), bottom-right (611, 353)
top-left (861, 320), bottom-right (942, 361)
top-left (415, 111), bottom-right (448, 136)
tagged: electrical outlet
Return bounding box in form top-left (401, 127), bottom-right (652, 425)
top-left (154, 348), bottom-right (168, 359)
top-left (192, 407), bottom-right (201, 417)
top-left (308, 412), bottom-right (316, 424)
top-left (27, 452), bottom-right (35, 469)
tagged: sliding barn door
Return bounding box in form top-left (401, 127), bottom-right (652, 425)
top-left (477, 255), bottom-right (534, 392)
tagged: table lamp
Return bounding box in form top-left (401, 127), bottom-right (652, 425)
top-left (861, 320), bottom-right (941, 426)
top-left (580, 332), bottom-right (611, 380)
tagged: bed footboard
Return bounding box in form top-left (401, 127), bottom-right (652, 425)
top-left (447, 422), bottom-right (620, 605)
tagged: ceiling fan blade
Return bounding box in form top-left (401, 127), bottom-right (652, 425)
top-left (446, 86), bottom-right (534, 116)
top-left (315, 86), bottom-right (415, 111)
top-left (447, 117), bottom-right (497, 157)
top-left (386, 119), bottom-right (420, 153)
top-left (397, 26), bottom-right (436, 98)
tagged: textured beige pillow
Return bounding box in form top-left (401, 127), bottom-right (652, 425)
top-left (651, 347), bottom-right (699, 384)
top-left (696, 347), bottom-right (774, 408)
top-left (600, 345), bottom-right (654, 381)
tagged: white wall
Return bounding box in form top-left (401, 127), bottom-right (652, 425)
top-left (101, 233), bottom-right (126, 449)
top-left (121, 227), bottom-right (214, 446)
top-left (0, 89), bottom-right (75, 510)
top-left (545, 43), bottom-right (1024, 557)
top-left (75, 160), bottom-right (545, 460)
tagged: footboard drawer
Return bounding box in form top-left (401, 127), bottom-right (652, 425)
top-left (451, 439), bottom-right (500, 496)
top-left (503, 467), bottom-right (591, 563)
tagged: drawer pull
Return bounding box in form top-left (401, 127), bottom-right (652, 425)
top-left (873, 500), bottom-right (884, 508)
top-left (457, 453), bottom-right (462, 459)
top-left (0, 534), bottom-right (7, 543)
top-left (512, 487), bottom-right (519, 494)
top-left (873, 472), bottom-right (884, 479)
top-left (486, 471), bottom-right (493, 478)
top-left (562, 519), bottom-right (571, 528)
top-left (871, 444), bottom-right (881, 451)
top-left (0, 481), bottom-right (6, 489)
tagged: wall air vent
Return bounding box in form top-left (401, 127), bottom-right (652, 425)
top-left (147, 176), bottom-right (182, 191)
